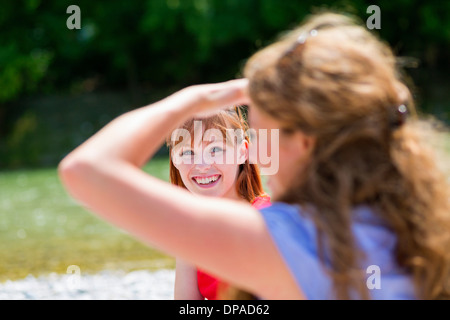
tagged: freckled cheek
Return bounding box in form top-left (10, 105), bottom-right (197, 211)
top-left (175, 163), bottom-right (194, 183)
top-left (216, 163), bottom-right (239, 183)
top-left (215, 151), bottom-right (228, 164)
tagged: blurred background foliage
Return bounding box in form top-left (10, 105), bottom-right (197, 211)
top-left (0, 0), bottom-right (449, 169)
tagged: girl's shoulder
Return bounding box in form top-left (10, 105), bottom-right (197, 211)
top-left (258, 203), bottom-right (416, 299)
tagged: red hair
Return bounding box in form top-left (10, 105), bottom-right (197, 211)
top-left (167, 107), bottom-right (266, 203)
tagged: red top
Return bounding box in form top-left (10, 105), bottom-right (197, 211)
top-left (196, 194), bottom-right (272, 300)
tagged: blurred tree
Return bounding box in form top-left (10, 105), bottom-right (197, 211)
top-left (0, 1), bottom-right (51, 131)
top-left (0, 0), bottom-right (449, 168)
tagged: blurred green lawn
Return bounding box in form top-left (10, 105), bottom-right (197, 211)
top-left (0, 157), bottom-right (175, 282)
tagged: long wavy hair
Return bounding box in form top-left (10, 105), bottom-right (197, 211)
top-left (244, 12), bottom-right (450, 299)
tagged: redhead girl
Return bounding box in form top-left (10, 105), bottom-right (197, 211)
top-left (168, 108), bottom-right (270, 300)
top-left (59, 12), bottom-right (450, 299)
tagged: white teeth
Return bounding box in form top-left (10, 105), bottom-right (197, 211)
top-left (194, 175), bottom-right (219, 185)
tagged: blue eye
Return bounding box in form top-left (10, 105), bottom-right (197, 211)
top-left (180, 150), bottom-right (194, 156)
top-left (210, 146), bottom-right (223, 154)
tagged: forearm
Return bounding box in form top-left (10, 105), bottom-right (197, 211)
top-left (60, 79), bottom-right (248, 170)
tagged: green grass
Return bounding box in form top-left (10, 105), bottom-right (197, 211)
top-left (0, 157), bottom-right (175, 282)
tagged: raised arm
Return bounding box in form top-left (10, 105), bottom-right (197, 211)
top-left (174, 258), bottom-right (203, 300)
top-left (58, 80), bottom-right (304, 299)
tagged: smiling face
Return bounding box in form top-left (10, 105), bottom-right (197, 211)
top-left (170, 118), bottom-right (248, 200)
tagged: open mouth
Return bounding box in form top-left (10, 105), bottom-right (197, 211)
top-left (192, 174), bottom-right (221, 188)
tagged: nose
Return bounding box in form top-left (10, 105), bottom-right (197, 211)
top-left (194, 160), bottom-right (212, 173)
top-left (193, 152), bottom-right (213, 171)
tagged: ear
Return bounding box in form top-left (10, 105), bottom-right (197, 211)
top-left (237, 140), bottom-right (249, 165)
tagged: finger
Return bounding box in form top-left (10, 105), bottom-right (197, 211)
top-left (203, 79), bottom-right (249, 106)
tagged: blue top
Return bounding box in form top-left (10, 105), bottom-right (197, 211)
top-left (260, 202), bottom-right (416, 299)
